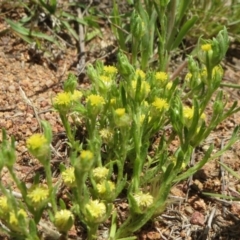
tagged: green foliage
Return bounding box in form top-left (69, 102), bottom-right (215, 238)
top-left (1, 29), bottom-right (240, 239)
top-left (2, 0), bottom-right (101, 58)
top-left (1, 1), bottom-right (240, 239)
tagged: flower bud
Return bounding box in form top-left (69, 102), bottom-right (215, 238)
top-left (54, 209), bottom-right (74, 233)
top-left (63, 73), bottom-right (77, 93)
top-left (117, 52), bottom-right (134, 76)
top-left (85, 200), bottom-right (106, 224)
top-left (92, 167), bottom-right (109, 182)
top-left (130, 11), bottom-right (145, 39)
top-left (96, 180), bottom-right (116, 201)
top-left (62, 167), bottom-right (76, 187)
top-left (26, 134), bottom-right (50, 164)
top-left (114, 108), bottom-right (131, 127)
top-left (86, 94), bottom-right (105, 116)
top-left (132, 191), bottom-right (153, 212)
top-left (77, 150), bottom-right (94, 172)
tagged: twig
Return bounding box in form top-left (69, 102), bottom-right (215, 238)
top-left (170, 60), bottom-right (188, 80)
top-left (76, 5), bottom-right (86, 75)
top-left (18, 85), bottom-right (42, 131)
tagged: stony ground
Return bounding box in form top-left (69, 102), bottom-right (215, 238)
top-left (1, 4), bottom-right (240, 240)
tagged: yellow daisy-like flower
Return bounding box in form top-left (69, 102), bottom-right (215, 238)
top-left (155, 71), bottom-right (168, 82)
top-left (27, 185), bottom-right (49, 205)
top-left (133, 191), bottom-right (153, 208)
top-left (62, 167), bottom-right (75, 187)
top-left (152, 98), bottom-right (169, 111)
top-left (54, 209), bottom-right (74, 233)
top-left (53, 92), bottom-right (72, 106)
top-left (86, 94), bottom-right (105, 107)
top-left (115, 108), bottom-right (126, 117)
top-left (201, 43), bottom-right (212, 52)
top-left (96, 180), bottom-right (115, 194)
top-left (85, 200), bottom-right (106, 220)
top-left (183, 106), bottom-right (194, 119)
top-left (71, 90), bottom-right (83, 101)
top-left (103, 65), bottom-right (118, 75)
top-left (26, 134), bottom-right (47, 151)
top-left (135, 69), bottom-right (146, 79)
top-left (92, 167), bottom-right (109, 182)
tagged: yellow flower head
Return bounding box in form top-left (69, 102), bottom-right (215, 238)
top-left (86, 94), bottom-right (105, 107)
top-left (155, 71), bottom-right (168, 83)
top-left (166, 82), bottom-right (173, 90)
top-left (103, 65), bottom-right (118, 75)
top-left (26, 134), bottom-right (47, 151)
top-left (27, 185), bottom-right (49, 205)
top-left (183, 106), bottom-right (194, 120)
top-left (152, 98), bottom-right (169, 111)
top-left (62, 167), bottom-right (75, 187)
top-left (212, 65), bottom-right (223, 78)
top-left (54, 92), bottom-right (72, 106)
top-left (115, 108), bottom-right (126, 117)
top-left (85, 200), bottom-right (106, 221)
top-left (80, 150), bottom-right (93, 161)
top-left (96, 180), bottom-right (115, 194)
top-left (100, 75), bottom-right (111, 83)
top-left (133, 192), bottom-right (153, 209)
top-left (110, 98), bottom-right (116, 105)
top-left (131, 80), bottom-right (150, 98)
top-left (9, 212), bottom-right (18, 225)
top-left (185, 72), bottom-right (192, 82)
top-left (201, 44), bottom-right (212, 52)
top-left (135, 69), bottom-right (146, 79)
top-left (99, 128), bottom-right (113, 142)
top-left (78, 150), bottom-right (94, 172)
top-left (200, 112), bottom-right (206, 120)
top-left (71, 90), bottom-right (83, 101)
top-left (54, 209), bottom-right (74, 233)
top-left (0, 196), bottom-right (9, 215)
top-left (92, 167), bottom-right (109, 182)
top-left (8, 209), bottom-right (27, 232)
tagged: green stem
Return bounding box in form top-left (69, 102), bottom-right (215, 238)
top-left (45, 163), bottom-right (57, 213)
top-left (220, 82), bottom-right (240, 89)
top-left (60, 113), bottom-right (75, 147)
top-left (88, 224), bottom-right (99, 240)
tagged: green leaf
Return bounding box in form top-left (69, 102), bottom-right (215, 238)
top-left (219, 161), bottom-right (240, 180)
top-left (39, 0), bottom-right (57, 14)
top-left (6, 19), bottom-right (60, 46)
top-left (171, 16), bottom-right (198, 50)
top-left (174, 144), bottom-right (213, 182)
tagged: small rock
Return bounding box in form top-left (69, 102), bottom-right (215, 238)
top-left (9, 85), bottom-right (16, 92)
top-left (190, 211), bottom-right (205, 226)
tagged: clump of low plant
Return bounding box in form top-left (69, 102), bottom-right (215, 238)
top-left (0, 26), bottom-right (239, 239)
